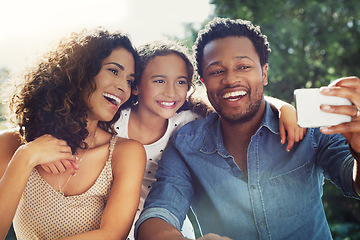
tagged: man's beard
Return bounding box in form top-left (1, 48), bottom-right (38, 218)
top-left (218, 96), bottom-right (263, 124)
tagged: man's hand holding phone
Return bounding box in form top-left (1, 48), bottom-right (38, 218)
top-left (295, 76), bottom-right (360, 152)
top-left (294, 88), bottom-right (352, 128)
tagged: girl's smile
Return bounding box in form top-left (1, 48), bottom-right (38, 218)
top-left (134, 53), bottom-right (188, 120)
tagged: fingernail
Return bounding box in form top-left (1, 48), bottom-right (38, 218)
top-left (320, 87), bottom-right (331, 93)
top-left (321, 104), bottom-right (331, 111)
top-left (320, 127), bottom-right (329, 132)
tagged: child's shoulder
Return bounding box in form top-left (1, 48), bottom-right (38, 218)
top-left (172, 110), bottom-right (202, 124)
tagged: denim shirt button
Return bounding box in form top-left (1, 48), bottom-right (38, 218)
top-left (251, 185), bottom-right (256, 189)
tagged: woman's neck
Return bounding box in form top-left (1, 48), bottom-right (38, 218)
top-left (85, 120), bottom-right (99, 146)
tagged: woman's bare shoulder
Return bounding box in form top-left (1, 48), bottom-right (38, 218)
top-left (0, 129), bottom-right (22, 152)
top-left (0, 129), bottom-right (23, 174)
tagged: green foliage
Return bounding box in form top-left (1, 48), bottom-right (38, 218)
top-left (5, 225), bottom-right (16, 240)
top-left (0, 67), bottom-right (10, 126)
top-left (209, 0), bottom-right (360, 103)
top-left (323, 181), bottom-right (360, 239)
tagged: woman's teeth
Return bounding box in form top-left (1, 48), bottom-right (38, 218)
top-left (103, 93), bottom-right (122, 105)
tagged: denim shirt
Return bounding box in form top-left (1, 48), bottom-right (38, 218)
top-left (135, 102), bottom-right (359, 240)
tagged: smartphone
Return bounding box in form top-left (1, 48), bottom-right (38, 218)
top-left (294, 88), bottom-right (352, 128)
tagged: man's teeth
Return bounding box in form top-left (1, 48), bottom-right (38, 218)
top-left (103, 93), bottom-right (122, 105)
top-left (222, 91), bottom-right (247, 99)
top-left (159, 101), bottom-right (175, 106)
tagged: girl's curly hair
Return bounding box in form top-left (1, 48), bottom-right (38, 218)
top-left (9, 28), bottom-right (138, 153)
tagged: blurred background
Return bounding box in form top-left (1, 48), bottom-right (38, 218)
top-left (2, 0), bottom-right (360, 239)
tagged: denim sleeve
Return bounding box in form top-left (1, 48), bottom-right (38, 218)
top-left (314, 129), bottom-right (359, 198)
top-left (134, 207), bottom-right (181, 239)
top-left (134, 139), bottom-right (194, 237)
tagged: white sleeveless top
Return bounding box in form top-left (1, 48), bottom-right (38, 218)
top-left (114, 108), bottom-right (200, 240)
top-left (13, 135), bottom-right (117, 240)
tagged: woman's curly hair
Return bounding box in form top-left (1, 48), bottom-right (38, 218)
top-left (9, 28), bottom-right (138, 153)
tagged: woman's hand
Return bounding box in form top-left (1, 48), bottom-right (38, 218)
top-left (40, 160), bottom-right (79, 176)
top-left (15, 134), bottom-right (77, 168)
top-left (279, 104), bottom-right (307, 151)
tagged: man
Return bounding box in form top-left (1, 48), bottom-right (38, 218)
top-left (135, 17), bottom-right (360, 240)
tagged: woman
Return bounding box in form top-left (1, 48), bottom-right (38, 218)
top-left (0, 28), bottom-right (146, 239)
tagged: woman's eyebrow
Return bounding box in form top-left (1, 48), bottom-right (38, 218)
top-left (104, 62), bottom-right (124, 71)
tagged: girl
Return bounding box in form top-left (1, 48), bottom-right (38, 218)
top-left (0, 29), bottom-right (146, 239)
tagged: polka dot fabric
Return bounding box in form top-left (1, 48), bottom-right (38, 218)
top-left (13, 135), bottom-right (117, 239)
top-left (115, 108), bottom-right (200, 240)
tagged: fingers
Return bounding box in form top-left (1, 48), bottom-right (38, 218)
top-left (284, 126), bottom-right (307, 151)
top-left (321, 77), bottom-right (360, 108)
top-left (320, 77), bottom-right (360, 122)
top-left (328, 76), bottom-right (360, 88)
top-left (320, 121), bottom-right (360, 135)
top-left (320, 104), bottom-right (359, 118)
top-left (41, 164), bottom-right (53, 174)
top-left (300, 128), bottom-right (307, 140)
top-left (279, 123), bottom-right (286, 145)
top-left (61, 159), bottom-right (77, 176)
top-left (285, 129), bottom-right (295, 152)
top-left (40, 157), bottom-right (78, 176)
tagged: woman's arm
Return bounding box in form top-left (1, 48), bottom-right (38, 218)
top-left (265, 96), bottom-right (307, 151)
top-left (60, 138), bottom-right (146, 240)
top-left (0, 131), bottom-right (75, 240)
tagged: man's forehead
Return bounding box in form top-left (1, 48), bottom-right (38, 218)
top-left (202, 37), bottom-right (258, 65)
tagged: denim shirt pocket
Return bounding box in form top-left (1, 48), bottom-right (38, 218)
top-left (269, 161), bottom-right (314, 218)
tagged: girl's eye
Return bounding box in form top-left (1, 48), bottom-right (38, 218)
top-left (108, 68), bottom-right (118, 76)
top-left (238, 66), bottom-right (251, 70)
top-left (154, 79), bottom-right (165, 83)
top-left (177, 80), bottom-right (187, 85)
top-left (127, 79), bottom-right (134, 86)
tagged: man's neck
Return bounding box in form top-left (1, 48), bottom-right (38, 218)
top-left (220, 101), bottom-right (266, 173)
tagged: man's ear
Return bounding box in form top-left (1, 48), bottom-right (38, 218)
top-left (132, 85), bottom-right (139, 95)
top-left (262, 63), bottom-right (268, 86)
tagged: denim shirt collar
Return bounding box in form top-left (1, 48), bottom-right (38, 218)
top-left (200, 101), bottom-right (279, 156)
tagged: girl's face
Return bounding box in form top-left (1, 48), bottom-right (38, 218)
top-left (133, 53), bottom-right (189, 120)
top-left (86, 47), bottom-right (135, 122)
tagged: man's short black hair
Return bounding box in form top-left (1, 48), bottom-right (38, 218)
top-left (193, 17), bottom-right (271, 78)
